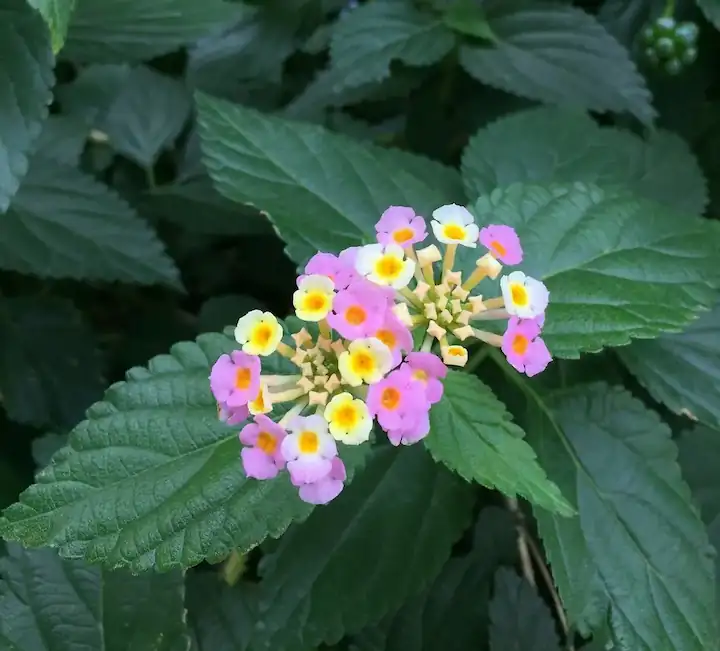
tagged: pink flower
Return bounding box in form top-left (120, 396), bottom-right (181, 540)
top-left (367, 367), bottom-right (430, 432)
top-left (209, 351), bottom-right (261, 408)
top-left (327, 285), bottom-right (386, 340)
top-left (403, 352), bottom-right (447, 404)
top-left (375, 206), bottom-right (427, 247)
top-left (281, 414), bottom-right (337, 484)
top-left (219, 403), bottom-right (249, 425)
top-left (293, 457), bottom-right (347, 505)
top-left (386, 408), bottom-right (430, 446)
top-left (303, 251), bottom-right (357, 289)
top-left (501, 317), bottom-right (552, 377)
top-left (479, 225), bottom-right (523, 265)
top-left (369, 312), bottom-right (413, 367)
top-left (239, 415), bottom-right (287, 479)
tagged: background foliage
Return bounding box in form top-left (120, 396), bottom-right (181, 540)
top-left (0, 0), bottom-right (719, 650)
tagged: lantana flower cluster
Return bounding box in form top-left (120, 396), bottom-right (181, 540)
top-left (209, 204), bottom-right (551, 505)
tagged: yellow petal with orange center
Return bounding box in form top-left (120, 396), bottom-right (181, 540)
top-left (298, 430), bottom-right (319, 454)
top-left (443, 224), bottom-right (466, 240)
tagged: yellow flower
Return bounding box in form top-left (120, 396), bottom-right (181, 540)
top-left (355, 243), bottom-right (415, 289)
top-left (338, 338), bottom-right (393, 386)
top-left (293, 274), bottom-right (335, 321)
top-left (234, 310), bottom-right (283, 356)
top-left (324, 392), bottom-right (372, 444)
top-left (248, 382), bottom-right (273, 415)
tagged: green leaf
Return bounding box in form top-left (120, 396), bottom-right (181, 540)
top-left (31, 432), bottom-right (68, 469)
top-left (0, 297), bottom-right (104, 428)
top-left (619, 303), bottom-right (720, 429)
top-left (489, 568), bottom-right (561, 651)
top-left (55, 63), bottom-right (131, 125)
top-left (443, 0), bottom-right (495, 39)
top-left (254, 446), bottom-right (475, 650)
top-left (100, 66), bottom-right (191, 167)
top-left (63, 0), bottom-right (241, 63)
top-left (516, 379), bottom-right (717, 650)
top-left (0, 0), bottom-right (54, 213)
top-left (0, 543), bottom-right (188, 651)
top-left (196, 92), bottom-right (464, 264)
top-left (697, 0), bottom-right (720, 31)
top-left (27, 0), bottom-right (76, 53)
top-left (467, 182), bottom-right (720, 357)
top-left (34, 115), bottom-right (88, 166)
top-left (461, 107), bottom-right (708, 216)
top-left (0, 156), bottom-right (181, 288)
top-left (0, 333), bottom-right (366, 572)
top-left (328, 0), bottom-right (456, 92)
top-left (426, 371), bottom-right (573, 516)
top-left (458, 0), bottom-right (654, 124)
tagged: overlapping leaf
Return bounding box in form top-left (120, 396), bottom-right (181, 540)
top-left (27, 0), bottom-right (76, 52)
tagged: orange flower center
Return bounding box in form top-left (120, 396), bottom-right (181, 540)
top-left (443, 223), bottom-right (465, 240)
top-left (257, 431), bottom-right (277, 454)
top-left (335, 404), bottom-right (358, 429)
top-left (252, 323), bottom-right (273, 346)
top-left (299, 430), bottom-right (319, 454)
top-left (392, 227), bottom-right (414, 244)
top-left (381, 387), bottom-right (401, 410)
top-left (235, 367), bottom-right (252, 390)
top-left (375, 328), bottom-right (396, 349)
top-left (490, 240), bottom-right (507, 257)
top-left (350, 351), bottom-right (374, 374)
top-left (345, 305), bottom-right (367, 326)
top-left (512, 334), bottom-right (529, 355)
top-left (304, 292), bottom-right (328, 311)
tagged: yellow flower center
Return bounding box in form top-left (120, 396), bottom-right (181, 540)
top-left (443, 223), bottom-right (466, 240)
top-left (350, 350), bottom-right (375, 375)
top-left (251, 323), bottom-right (273, 347)
top-left (299, 430), bottom-right (319, 454)
top-left (345, 305), bottom-right (367, 326)
top-left (335, 403), bottom-right (359, 429)
top-left (375, 255), bottom-right (403, 279)
top-left (251, 388), bottom-right (265, 411)
top-left (490, 240), bottom-right (507, 257)
top-left (235, 367), bottom-right (252, 390)
top-left (512, 334), bottom-right (529, 355)
top-left (303, 292), bottom-right (329, 312)
top-left (392, 227), bottom-right (414, 244)
top-left (412, 369), bottom-right (428, 383)
top-left (257, 431), bottom-right (277, 454)
top-left (510, 282), bottom-right (529, 307)
top-left (447, 346), bottom-right (464, 357)
top-left (381, 387), bottom-right (401, 410)
top-left (375, 328), bottom-right (396, 349)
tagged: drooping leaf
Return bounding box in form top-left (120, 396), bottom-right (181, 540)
top-left (466, 182), bottom-right (720, 357)
top-left (27, 0), bottom-right (76, 52)
top-left (619, 303), bottom-right (720, 429)
top-left (0, 156), bottom-right (181, 288)
top-left (0, 543), bottom-right (189, 651)
top-left (461, 106), bottom-right (707, 216)
top-left (458, 0), bottom-right (654, 124)
top-left (0, 333), bottom-right (366, 572)
top-left (253, 446), bottom-right (475, 650)
top-left (426, 371), bottom-right (573, 516)
top-left (0, 297), bottom-right (104, 428)
top-left (196, 92), bottom-right (464, 265)
top-left (489, 568), bottom-right (562, 651)
top-left (0, 0), bottom-right (54, 213)
top-left (63, 0), bottom-right (241, 63)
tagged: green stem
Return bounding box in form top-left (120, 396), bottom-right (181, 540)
top-left (221, 550), bottom-right (246, 586)
top-left (420, 332), bottom-right (434, 352)
top-left (662, 0), bottom-right (675, 17)
top-left (464, 345), bottom-right (490, 374)
top-left (145, 165), bottom-right (156, 189)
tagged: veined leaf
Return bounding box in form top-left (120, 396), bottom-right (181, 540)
top-left (27, 0), bottom-right (76, 52)
top-left (426, 371), bottom-right (573, 516)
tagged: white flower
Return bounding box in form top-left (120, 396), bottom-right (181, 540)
top-left (338, 337), bottom-right (393, 386)
top-left (355, 243), bottom-right (415, 289)
top-left (431, 204), bottom-right (479, 247)
top-left (500, 271), bottom-right (549, 319)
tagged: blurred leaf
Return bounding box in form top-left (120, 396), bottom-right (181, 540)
top-left (0, 0), bottom-right (54, 213)
top-left (0, 543), bottom-right (188, 651)
top-left (64, 0), bottom-right (242, 63)
top-left (459, 0), bottom-right (654, 124)
top-left (196, 93), bottom-right (464, 265)
top-left (0, 156), bottom-right (181, 288)
top-left (0, 297), bottom-right (103, 429)
top-left (619, 303), bottom-right (720, 429)
top-left (27, 0), bottom-right (76, 52)
top-left (697, 0), bottom-right (720, 30)
top-left (254, 446), bottom-right (475, 650)
top-left (198, 295), bottom-right (266, 333)
top-left (31, 432), bottom-right (68, 469)
top-left (597, 0), bottom-right (663, 46)
top-left (427, 371), bottom-right (573, 516)
top-left (443, 0), bottom-right (494, 39)
top-left (34, 115), bottom-right (88, 166)
top-left (489, 568), bottom-right (561, 651)
top-left (461, 106), bottom-right (707, 216)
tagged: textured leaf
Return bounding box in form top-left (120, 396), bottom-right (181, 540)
top-left (0, 0), bottom-right (54, 213)
top-left (0, 332), bottom-right (367, 572)
top-left (34, 115), bottom-right (88, 166)
top-left (619, 303), bottom-right (720, 429)
top-left (467, 182), bottom-right (720, 357)
top-left (254, 446), bottom-right (475, 650)
top-left (196, 92), bottom-right (464, 265)
top-left (0, 297), bottom-right (104, 428)
top-left (0, 156), bottom-right (181, 288)
top-left (101, 66), bottom-right (191, 167)
top-left (328, 1), bottom-right (456, 92)
top-left (0, 543), bottom-right (188, 651)
top-left (27, 0), bottom-right (76, 52)
top-left (427, 371), bottom-right (572, 516)
top-left (31, 432), bottom-right (68, 469)
top-left (697, 0), bottom-right (720, 31)
top-left (64, 0), bottom-right (240, 63)
top-left (516, 379), bottom-right (717, 650)
top-left (459, 0), bottom-right (654, 124)
top-left (489, 568), bottom-right (561, 651)
top-left (461, 107), bottom-right (707, 216)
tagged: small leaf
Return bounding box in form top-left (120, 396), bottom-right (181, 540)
top-left (27, 0), bottom-right (76, 52)
top-left (427, 371), bottom-right (573, 516)
top-left (0, 333), bottom-right (356, 572)
top-left (459, 0), bottom-right (654, 124)
top-left (0, 543), bottom-right (189, 651)
top-left (196, 92), bottom-right (464, 265)
top-left (619, 303), bottom-right (720, 429)
top-left (467, 182), bottom-right (720, 357)
top-left (461, 106), bottom-right (707, 216)
top-left (0, 156), bottom-right (181, 288)
top-left (489, 568), bottom-right (561, 651)
top-left (64, 0), bottom-right (241, 63)
top-left (0, 297), bottom-right (104, 428)
top-left (254, 446), bottom-right (475, 650)
top-left (0, 0), bottom-right (54, 213)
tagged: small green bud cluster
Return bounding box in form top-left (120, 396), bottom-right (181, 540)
top-left (642, 16), bottom-right (699, 75)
